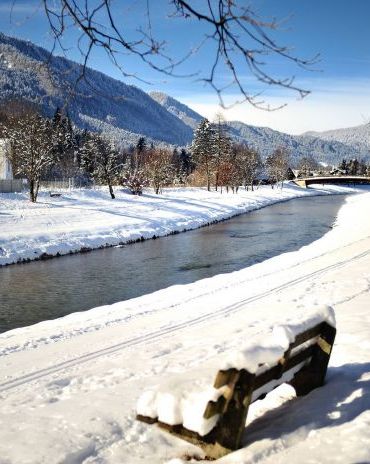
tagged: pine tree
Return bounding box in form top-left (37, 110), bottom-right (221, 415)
top-left (82, 133), bottom-right (121, 198)
top-left (213, 113), bottom-right (232, 191)
top-left (191, 118), bottom-right (216, 191)
top-left (51, 108), bottom-right (77, 178)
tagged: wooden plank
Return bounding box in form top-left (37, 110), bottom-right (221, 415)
top-left (210, 369), bottom-right (255, 452)
top-left (290, 322), bottom-right (324, 348)
top-left (317, 336), bottom-right (332, 355)
top-left (136, 414), bottom-right (158, 424)
top-left (203, 396), bottom-right (226, 419)
top-left (214, 369), bottom-right (239, 389)
top-left (253, 345), bottom-right (315, 390)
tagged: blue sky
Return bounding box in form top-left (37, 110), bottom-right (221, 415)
top-left (0, 0), bottom-right (370, 134)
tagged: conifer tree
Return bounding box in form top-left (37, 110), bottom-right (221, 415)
top-left (213, 113), bottom-right (232, 191)
top-left (82, 134), bottom-right (121, 198)
top-left (191, 118), bottom-right (216, 191)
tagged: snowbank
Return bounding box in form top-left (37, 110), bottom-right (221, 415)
top-left (1, 190), bottom-right (370, 463)
top-left (0, 183), bottom-right (366, 266)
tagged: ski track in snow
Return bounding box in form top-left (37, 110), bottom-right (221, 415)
top-left (1, 188), bottom-right (370, 463)
top-left (1, 236), bottom-right (370, 393)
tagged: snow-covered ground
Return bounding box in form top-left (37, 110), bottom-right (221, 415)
top-left (1, 187), bottom-right (370, 463)
top-left (0, 183), bottom-right (365, 266)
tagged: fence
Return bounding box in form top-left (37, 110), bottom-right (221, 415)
top-left (0, 178), bottom-right (95, 194)
top-left (39, 178), bottom-right (76, 191)
top-left (0, 179), bottom-right (24, 193)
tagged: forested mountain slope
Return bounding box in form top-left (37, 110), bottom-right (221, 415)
top-left (305, 123), bottom-right (370, 152)
top-left (0, 32), bottom-right (366, 164)
top-left (0, 33), bottom-right (193, 146)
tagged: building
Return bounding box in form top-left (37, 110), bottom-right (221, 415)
top-left (0, 139), bottom-right (24, 193)
top-left (0, 139), bottom-right (13, 180)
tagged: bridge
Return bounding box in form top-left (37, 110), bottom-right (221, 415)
top-left (293, 176), bottom-right (370, 188)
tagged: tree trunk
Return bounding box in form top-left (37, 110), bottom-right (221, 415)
top-left (29, 178), bottom-right (36, 202)
top-left (108, 183), bottom-right (115, 199)
top-left (35, 179), bottom-right (40, 202)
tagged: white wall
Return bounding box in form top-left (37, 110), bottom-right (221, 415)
top-left (0, 139), bottom-right (13, 180)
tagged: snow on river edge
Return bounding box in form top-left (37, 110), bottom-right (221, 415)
top-left (1, 186), bottom-right (370, 463)
top-left (0, 183), bottom-right (366, 266)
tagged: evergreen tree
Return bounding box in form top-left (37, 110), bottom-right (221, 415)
top-left (50, 108), bottom-right (77, 178)
top-left (191, 118), bottom-right (216, 191)
top-left (82, 134), bottom-right (121, 198)
top-left (213, 113), bottom-right (232, 191)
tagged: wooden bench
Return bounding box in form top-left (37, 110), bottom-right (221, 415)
top-left (137, 318), bottom-right (336, 459)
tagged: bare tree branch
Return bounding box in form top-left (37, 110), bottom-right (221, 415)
top-left (39, 0), bottom-right (318, 110)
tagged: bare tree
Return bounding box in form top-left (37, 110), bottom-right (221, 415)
top-left (233, 144), bottom-right (262, 191)
top-left (265, 147), bottom-right (290, 189)
top-left (144, 148), bottom-right (174, 194)
top-left (41, 0), bottom-right (317, 109)
top-left (1, 110), bottom-right (53, 202)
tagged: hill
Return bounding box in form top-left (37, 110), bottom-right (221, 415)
top-left (148, 91), bottom-right (367, 164)
top-left (305, 123), bottom-right (370, 153)
top-left (0, 33), bottom-right (193, 146)
top-left (0, 32), bottom-right (367, 165)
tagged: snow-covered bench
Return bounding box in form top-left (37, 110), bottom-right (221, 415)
top-left (136, 306), bottom-right (336, 459)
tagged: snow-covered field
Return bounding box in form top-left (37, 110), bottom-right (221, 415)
top-left (0, 183), bottom-right (365, 266)
top-left (1, 186), bottom-right (370, 463)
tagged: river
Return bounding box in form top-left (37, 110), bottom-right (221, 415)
top-left (0, 194), bottom-right (347, 333)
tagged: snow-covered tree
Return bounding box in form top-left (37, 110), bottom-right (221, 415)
top-left (191, 118), bottom-right (216, 191)
top-left (50, 107), bottom-right (77, 178)
top-left (172, 147), bottom-right (193, 185)
top-left (1, 111), bottom-right (53, 202)
top-left (121, 167), bottom-right (148, 195)
top-left (213, 113), bottom-right (232, 191)
top-left (144, 148), bottom-right (174, 194)
top-left (233, 145), bottom-right (262, 191)
top-left (82, 133), bottom-right (121, 198)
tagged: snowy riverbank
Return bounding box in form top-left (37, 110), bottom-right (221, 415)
top-left (1, 189), bottom-right (370, 463)
top-left (0, 183), bottom-right (367, 266)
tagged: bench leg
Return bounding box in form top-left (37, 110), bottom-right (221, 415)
top-left (207, 370), bottom-right (255, 456)
top-left (289, 323), bottom-right (336, 396)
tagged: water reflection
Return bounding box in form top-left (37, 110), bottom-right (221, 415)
top-left (0, 195), bottom-right (346, 332)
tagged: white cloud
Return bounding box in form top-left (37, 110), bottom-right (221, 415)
top-left (178, 77), bottom-right (370, 135)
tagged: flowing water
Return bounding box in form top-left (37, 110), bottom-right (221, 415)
top-left (0, 194), bottom-right (347, 333)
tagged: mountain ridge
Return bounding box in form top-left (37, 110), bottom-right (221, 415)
top-left (304, 122), bottom-right (370, 152)
top-left (0, 32), bottom-right (193, 146)
top-left (0, 32), bottom-right (367, 165)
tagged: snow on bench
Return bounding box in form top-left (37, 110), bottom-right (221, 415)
top-left (136, 306), bottom-right (336, 459)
